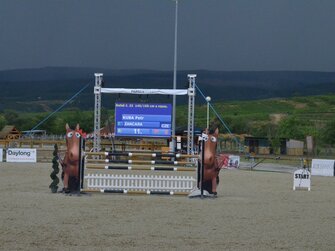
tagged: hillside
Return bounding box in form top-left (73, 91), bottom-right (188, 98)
top-left (180, 95), bottom-right (335, 151)
top-left (1, 67), bottom-right (335, 112)
top-left (174, 94), bottom-right (335, 129)
top-left (1, 91), bottom-right (335, 149)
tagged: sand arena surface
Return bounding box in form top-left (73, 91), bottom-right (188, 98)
top-left (0, 162), bottom-right (334, 251)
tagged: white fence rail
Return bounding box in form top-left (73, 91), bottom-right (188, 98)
top-left (85, 173), bottom-right (196, 192)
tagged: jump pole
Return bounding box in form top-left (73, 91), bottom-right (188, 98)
top-left (82, 189), bottom-right (189, 196)
top-left (85, 164), bottom-right (197, 172)
top-left (78, 136), bottom-right (83, 191)
top-left (86, 159), bottom-right (195, 165)
top-left (85, 151), bottom-right (198, 159)
top-left (79, 137), bottom-right (86, 191)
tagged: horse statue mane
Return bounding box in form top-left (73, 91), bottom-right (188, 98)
top-left (200, 128), bottom-right (222, 196)
top-left (60, 123), bottom-right (84, 193)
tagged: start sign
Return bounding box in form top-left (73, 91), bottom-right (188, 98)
top-left (293, 169), bottom-right (311, 191)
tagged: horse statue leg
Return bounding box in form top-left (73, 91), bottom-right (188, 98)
top-left (61, 155), bottom-right (71, 193)
top-left (211, 160), bottom-right (221, 196)
top-left (211, 173), bottom-right (218, 196)
top-left (63, 172), bottom-right (70, 193)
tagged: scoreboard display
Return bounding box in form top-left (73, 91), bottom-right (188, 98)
top-left (115, 102), bottom-right (172, 138)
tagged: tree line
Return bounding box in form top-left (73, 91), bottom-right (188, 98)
top-left (1, 106), bottom-right (334, 148)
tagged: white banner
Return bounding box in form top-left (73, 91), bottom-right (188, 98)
top-left (228, 155), bottom-right (240, 168)
top-left (0, 148), bottom-right (3, 162)
top-left (311, 159), bottom-right (335, 177)
top-left (293, 169), bottom-right (311, 191)
top-left (101, 88), bottom-right (188, 96)
top-left (217, 154), bottom-right (240, 169)
top-left (6, 148), bottom-right (37, 163)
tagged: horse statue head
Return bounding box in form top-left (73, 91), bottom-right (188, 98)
top-left (65, 123), bottom-right (81, 163)
top-left (61, 123), bottom-right (84, 193)
top-left (203, 128), bottom-right (218, 168)
top-left (200, 128), bottom-right (220, 196)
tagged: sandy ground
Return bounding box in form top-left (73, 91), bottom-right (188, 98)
top-left (0, 162), bottom-right (334, 251)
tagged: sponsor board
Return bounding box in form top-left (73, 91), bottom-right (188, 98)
top-left (218, 154), bottom-right (240, 169)
top-left (228, 155), bottom-right (240, 168)
top-left (6, 148), bottom-right (37, 163)
top-left (311, 159), bottom-right (335, 177)
top-left (293, 169), bottom-right (311, 191)
top-left (0, 148), bottom-right (2, 162)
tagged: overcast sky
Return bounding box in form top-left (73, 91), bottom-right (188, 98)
top-left (1, 0), bottom-right (335, 71)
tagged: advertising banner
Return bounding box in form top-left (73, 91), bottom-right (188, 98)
top-left (6, 148), bottom-right (37, 163)
top-left (0, 148), bottom-right (2, 162)
top-left (311, 159), bottom-right (335, 177)
top-left (217, 154), bottom-right (240, 169)
top-left (228, 155), bottom-right (240, 168)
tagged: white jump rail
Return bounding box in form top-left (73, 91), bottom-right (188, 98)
top-left (84, 173), bottom-right (195, 193)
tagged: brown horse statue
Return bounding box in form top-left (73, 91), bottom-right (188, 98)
top-left (199, 128), bottom-right (222, 196)
top-left (60, 123), bottom-right (83, 193)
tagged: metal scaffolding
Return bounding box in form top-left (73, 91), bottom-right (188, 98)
top-left (93, 73), bottom-right (103, 152)
top-left (93, 73), bottom-right (196, 153)
top-left (187, 74), bottom-right (196, 155)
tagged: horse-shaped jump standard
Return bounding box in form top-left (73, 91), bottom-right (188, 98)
top-left (199, 128), bottom-right (222, 196)
top-left (60, 123), bottom-right (83, 193)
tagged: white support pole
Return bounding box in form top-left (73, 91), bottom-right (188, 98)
top-left (94, 73), bottom-right (103, 152)
top-left (206, 96), bottom-right (211, 129)
top-left (172, 0), bottom-right (179, 153)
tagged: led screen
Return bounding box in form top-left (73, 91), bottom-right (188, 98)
top-left (115, 102), bottom-right (172, 138)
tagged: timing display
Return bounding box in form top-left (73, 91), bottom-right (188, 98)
top-left (115, 102), bottom-right (172, 137)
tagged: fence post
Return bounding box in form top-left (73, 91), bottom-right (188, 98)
top-left (79, 137), bottom-right (86, 191)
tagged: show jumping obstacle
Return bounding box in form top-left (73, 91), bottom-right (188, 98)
top-left (58, 123), bottom-right (222, 197)
top-left (58, 127), bottom-right (218, 197)
top-left (79, 147), bottom-right (201, 196)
